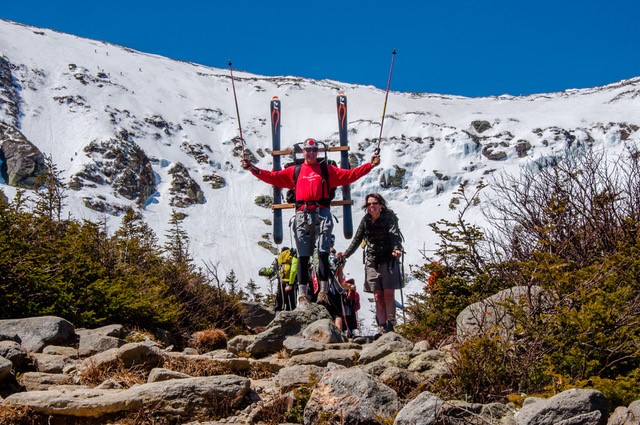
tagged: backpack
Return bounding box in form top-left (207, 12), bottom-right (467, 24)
top-left (284, 141), bottom-right (337, 206)
top-left (277, 249), bottom-right (294, 282)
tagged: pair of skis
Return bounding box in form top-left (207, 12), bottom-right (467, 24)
top-left (270, 93), bottom-right (353, 244)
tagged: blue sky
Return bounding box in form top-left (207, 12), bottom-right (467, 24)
top-left (3, 0), bottom-right (639, 97)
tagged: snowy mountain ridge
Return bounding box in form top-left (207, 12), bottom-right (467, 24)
top-left (1, 18), bottom-right (639, 327)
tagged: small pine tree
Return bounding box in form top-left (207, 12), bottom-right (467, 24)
top-left (164, 210), bottom-right (192, 266)
top-left (245, 278), bottom-right (262, 302)
top-left (225, 269), bottom-right (238, 295)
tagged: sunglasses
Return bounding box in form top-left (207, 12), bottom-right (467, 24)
top-left (367, 201), bottom-right (380, 206)
top-left (304, 148), bottom-right (318, 153)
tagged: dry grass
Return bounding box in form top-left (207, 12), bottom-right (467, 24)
top-left (0, 406), bottom-right (41, 425)
top-left (162, 355), bottom-right (228, 377)
top-left (77, 358), bottom-right (147, 388)
top-left (249, 394), bottom-right (292, 425)
top-left (275, 348), bottom-right (289, 360)
top-left (190, 328), bottom-right (228, 354)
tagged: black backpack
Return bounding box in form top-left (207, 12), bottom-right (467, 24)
top-left (284, 142), bottom-right (337, 206)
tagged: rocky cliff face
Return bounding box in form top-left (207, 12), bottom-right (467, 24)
top-left (0, 123), bottom-right (45, 189)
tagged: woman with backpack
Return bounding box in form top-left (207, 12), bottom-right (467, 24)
top-left (337, 193), bottom-right (403, 335)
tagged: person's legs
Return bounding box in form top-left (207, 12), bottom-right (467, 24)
top-left (316, 209), bottom-right (334, 304)
top-left (297, 256), bottom-right (310, 302)
top-left (373, 290), bottom-right (386, 327)
top-left (383, 288), bottom-right (396, 329)
top-left (294, 211), bottom-right (315, 303)
top-left (380, 261), bottom-right (400, 331)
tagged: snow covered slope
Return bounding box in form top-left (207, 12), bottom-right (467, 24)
top-left (1, 19), bottom-right (639, 329)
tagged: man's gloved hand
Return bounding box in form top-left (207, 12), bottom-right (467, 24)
top-left (240, 157), bottom-right (252, 170)
top-left (370, 153), bottom-right (381, 167)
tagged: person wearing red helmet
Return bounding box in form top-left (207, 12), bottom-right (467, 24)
top-left (241, 138), bottom-right (380, 305)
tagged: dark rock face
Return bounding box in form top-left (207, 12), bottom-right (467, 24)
top-left (168, 162), bottom-right (205, 207)
top-left (0, 56), bottom-right (21, 128)
top-left (0, 123), bottom-right (46, 188)
top-left (72, 130), bottom-right (156, 208)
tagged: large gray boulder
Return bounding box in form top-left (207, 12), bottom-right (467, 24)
top-left (3, 375), bottom-right (250, 418)
top-left (78, 342), bottom-right (163, 373)
top-left (304, 367), bottom-right (399, 425)
top-left (302, 319), bottom-right (348, 344)
top-left (246, 302), bottom-right (331, 357)
top-left (239, 300), bottom-right (275, 329)
top-left (457, 285), bottom-right (550, 341)
top-left (358, 332), bottom-right (414, 364)
top-left (276, 364), bottom-right (326, 393)
top-left (0, 316), bottom-right (76, 353)
top-left (19, 372), bottom-right (76, 391)
top-left (287, 349), bottom-right (360, 368)
top-left (0, 340), bottom-right (27, 368)
top-left (394, 391), bottom-right (444, 425)
top-left (609, 400), bottom-right (640, 425)
top-left (77, 325), bottom-right (126, 357)
top-left (516, 388), bottom-right (608, 425)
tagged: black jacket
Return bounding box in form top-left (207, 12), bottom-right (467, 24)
top-left (344, 209), bottom-right (403, 264)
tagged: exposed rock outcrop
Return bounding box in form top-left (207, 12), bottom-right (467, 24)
top-left (71, 129), bottom-right (155, 208)
top-left (0, 123), bottom-right (46, 188)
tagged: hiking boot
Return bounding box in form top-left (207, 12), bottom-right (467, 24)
top-left (384, 321), bottom-right (395, 333)
top-left (317, 291), bottom-right (329, 305)
top-left (298, 295), bottom-right (310, 304)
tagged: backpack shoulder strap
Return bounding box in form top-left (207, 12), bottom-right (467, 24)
top-left (293, 163), bottom-right (302, 187)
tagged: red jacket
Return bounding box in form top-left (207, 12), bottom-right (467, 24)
top-left (251, 161), bottom-right (372, 207)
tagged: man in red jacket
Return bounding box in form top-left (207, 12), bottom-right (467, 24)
top-left (241, 138), bottom-right (380, 304)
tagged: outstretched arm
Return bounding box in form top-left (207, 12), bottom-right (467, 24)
top-left (241, 158), bottom-right (295, 189)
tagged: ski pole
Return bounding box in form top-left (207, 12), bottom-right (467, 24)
top-left (376, 48), bottom-right (397, 155)
top-left (399, 250), bottom-right (406, 323)
top-left (228, 60), bottom-right (246, 158)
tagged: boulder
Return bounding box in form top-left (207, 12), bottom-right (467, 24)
top-left (275, 364), bottom-right (326, 393)
top-left (42, 345), bottom-right (78, 358)
top-left (457, 285), bottom-right (550, 341)
top-left (77, 328), bottom-right (125, 357)
top-left (19, 372), bottom-right (76, 391)
top-left (516, 388), bottom-right (608, 425)
top-left (239, 301), bottom-right (275, 328)
top-left (407, 350), bottom-right (451, 376)
top-left (79, 342), bottom-right (163, 373)
top-left (0, 355), bottom-right (12, 381)
top-left (287, 349), bottom-right (359, 368)
top-left (0, 340), bottom-right (27, 368)
top-left (394, 391), bottom-right (445, 425)
top-left (302, 319), bottom-right (348, 344)
top-left (147, 367), bottom-right (191, 383)
top-left (305, 367), bottom-right (399, 424)
top-left (226, 334), bottom-right (255, 355)
top-left (31, 353), bottom-right (78, 374)
top-left (0, 316), bottom-right (76, 353)
top-left (608, 400), bottom-right (640, 425)
top-left (283, 336), bottom-right (325, 356)
top-left (358, 332), bottom-right (414, 364)
top-left (3, 375), bottom-right (250, 418)
top-left (246, 302), bottom-right (331, 357)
